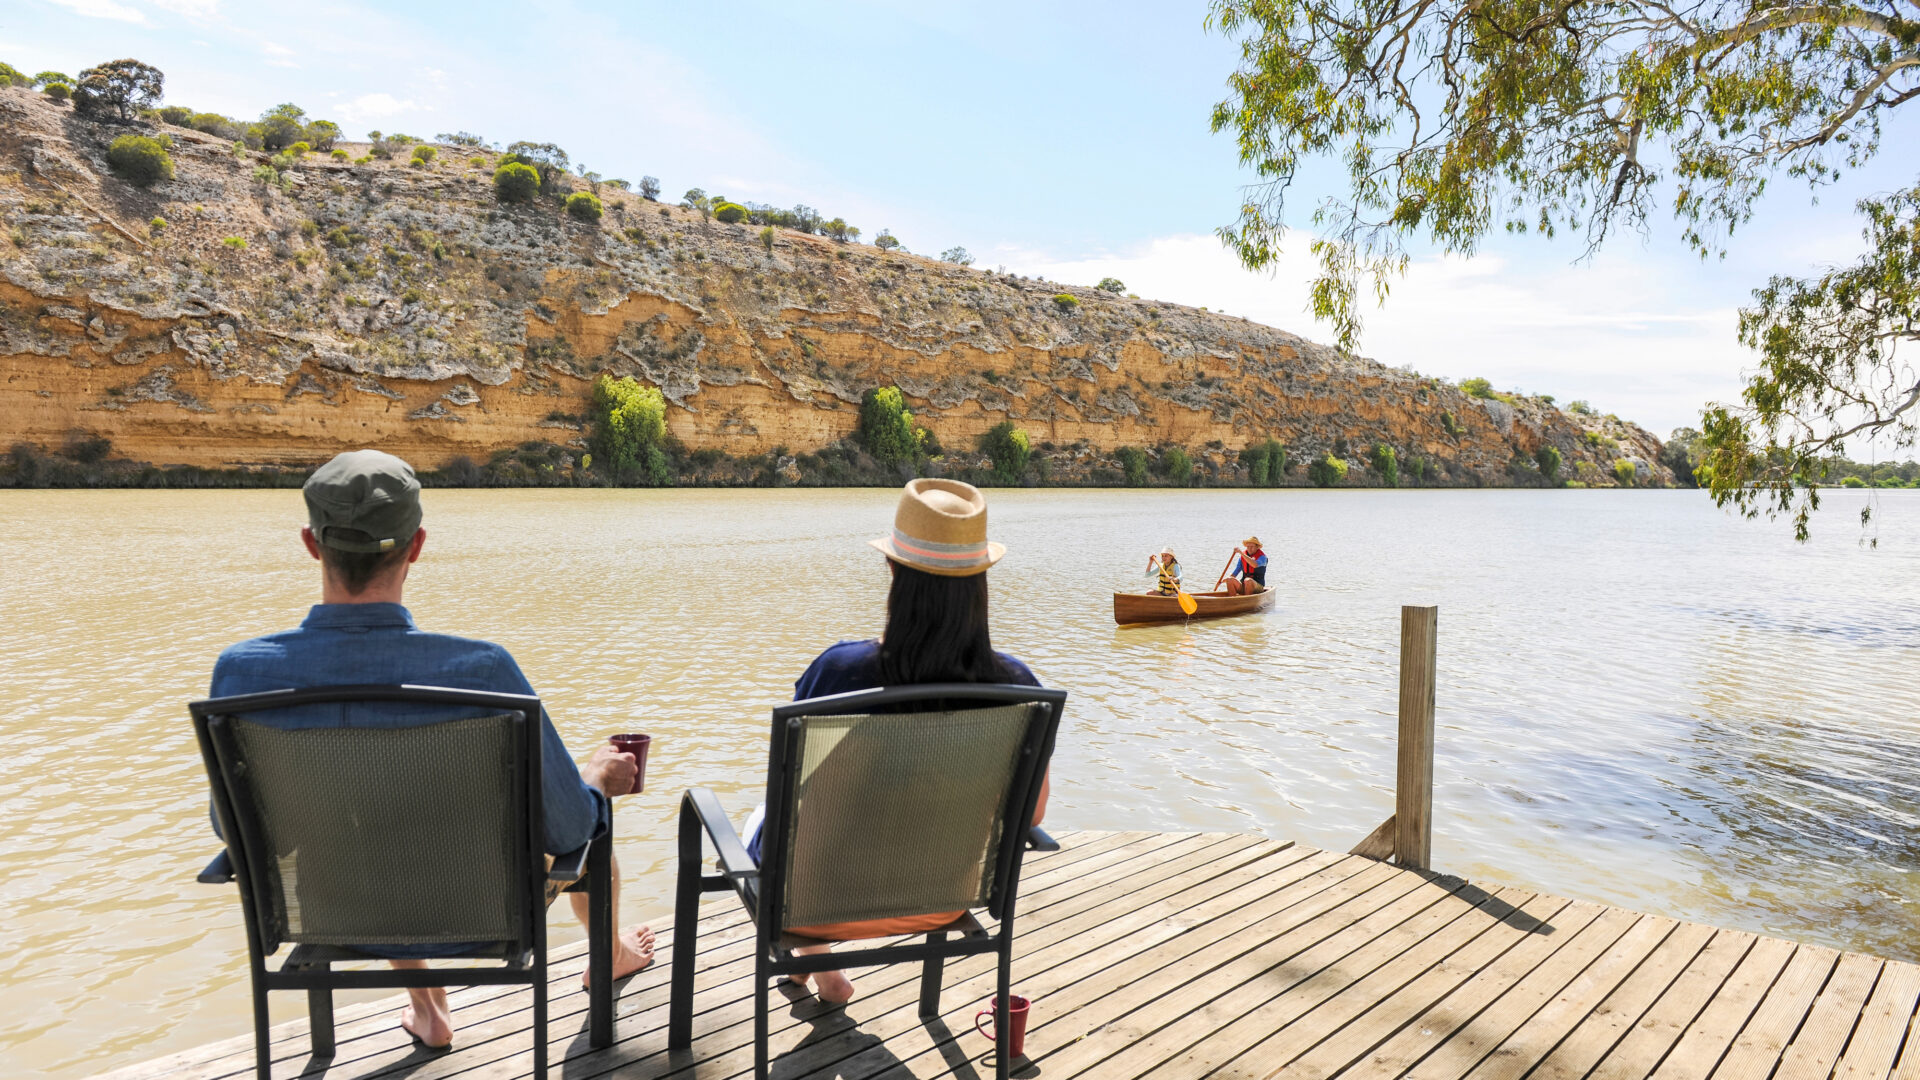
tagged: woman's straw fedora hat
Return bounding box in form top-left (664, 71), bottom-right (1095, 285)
top-left (1244, 535), bottom-right (1262, 548)
top-left (870, 478), bottom-right (1005, 577)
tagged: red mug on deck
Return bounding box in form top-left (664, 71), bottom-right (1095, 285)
top-left (607, 733), bottom-right (652, 794)
top-left (974, 994), bottom-right (1031, 1057)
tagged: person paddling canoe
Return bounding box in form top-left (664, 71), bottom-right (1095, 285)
top-left (1145, 547), bottom-right (1183, 595)
top-left (1221, 536), bottom-right (1269, 595)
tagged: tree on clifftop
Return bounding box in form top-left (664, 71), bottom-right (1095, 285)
top-left (1207, 0), bottom-right (1920, 537)
top-left (72, 59), bottom-right (162, 122)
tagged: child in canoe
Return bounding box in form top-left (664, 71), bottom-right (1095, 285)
top-left (1145, 547), bottom-right (1182, 595)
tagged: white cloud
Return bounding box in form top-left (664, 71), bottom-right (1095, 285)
top-left (1006, 232), bottom-right (1754, 437)
top-left (148, 0), bottom-right (219, 16)
top-left (45, 0), bottom-right (148, 23)
top-left (337, 93), bottom-right (421, 124)
top-left (262, 41), bottom-right (292, 55)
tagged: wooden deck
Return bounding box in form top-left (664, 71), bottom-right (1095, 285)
top-left (101, 830), bottom-right (1920, 1080)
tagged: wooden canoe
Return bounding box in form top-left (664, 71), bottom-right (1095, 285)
top-left (1113, 587), bottom-right (1275, 625)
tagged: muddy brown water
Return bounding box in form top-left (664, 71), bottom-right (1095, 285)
top-left (1, 487), bottom-right (1915, 1078)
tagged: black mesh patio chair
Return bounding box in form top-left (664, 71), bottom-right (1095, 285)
top-left (190, 685), bottom-right (616, 1080)
top-left (669, 683), bottom-right (1066, 1080)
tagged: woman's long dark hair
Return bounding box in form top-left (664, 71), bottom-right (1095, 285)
top-left (876, 562), bottom-right (1010, 684)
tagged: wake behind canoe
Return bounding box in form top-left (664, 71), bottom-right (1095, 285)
top-left (1113, 587), bottom-right (1274, 625)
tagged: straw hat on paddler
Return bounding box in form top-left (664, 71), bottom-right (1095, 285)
top-left (870, 478), bottom-right (1005, 577)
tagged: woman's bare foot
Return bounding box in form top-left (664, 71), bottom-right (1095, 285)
top-left (789, 944), bottom-right (855, 1005)
top-left (811, 969), bottom-right (855, 1005)
top-left (399, 989), bottom-right (453, 1050)
top-left (582, 925), bottom-right (656, 988)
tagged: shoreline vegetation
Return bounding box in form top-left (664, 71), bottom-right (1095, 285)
top-left (9, 377), bottom-right (1916, 491)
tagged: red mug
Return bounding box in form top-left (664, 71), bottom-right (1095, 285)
top-left (607, 734), bottom-right (652, 795)
top-left (974, 994), bottom-right (1031, 1058)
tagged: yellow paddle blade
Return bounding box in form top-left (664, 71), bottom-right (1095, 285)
top-left (1177, 590), bottom-right (1197, 616)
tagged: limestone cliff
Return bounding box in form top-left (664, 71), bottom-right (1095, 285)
top-left (0, 86), bottom-right (1674, 486)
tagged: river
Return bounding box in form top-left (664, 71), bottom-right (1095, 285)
top-left (1, 487), bottom-right (1915, 1079)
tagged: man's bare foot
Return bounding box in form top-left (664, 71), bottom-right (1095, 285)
top-left (582, 925), bottom-right (655, 988)
top-left (399, 992), bottom-right (453, 1050)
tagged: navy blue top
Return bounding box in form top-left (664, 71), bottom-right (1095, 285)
top-left (210, 603), bottom-right (610, 856)
top-left (793, 639), bottom-right (1041, 699)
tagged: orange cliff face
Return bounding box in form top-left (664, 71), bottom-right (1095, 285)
top-left (0, 86), bottom-right (1673, 485)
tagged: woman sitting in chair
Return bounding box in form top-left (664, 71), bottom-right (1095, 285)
top-left (742, 478), bottom-right (1048, 1006)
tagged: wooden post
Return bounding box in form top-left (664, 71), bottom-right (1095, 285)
top-left (1395, 605), bottom-right (1438, 870)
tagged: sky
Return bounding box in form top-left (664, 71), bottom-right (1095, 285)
top-left (6, 0), bottom-right (1916, 439)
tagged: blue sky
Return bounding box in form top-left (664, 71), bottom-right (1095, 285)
top-left (8, 0), bottom-right (1916, 440)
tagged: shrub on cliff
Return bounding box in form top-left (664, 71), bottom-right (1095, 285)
top-left (590, 375), bottom-right (671, 485)
top-left (493, 162), bottom-right (540, 204)
top-left (979, 422), bottom-right (1032, 485)
top-left (1371, 443), bottom-right (1398, 487)
top-left (105, 134), bottom-right (173, 187)
top-left (714, 202), bottom-right (747, 224)
top-left (873, 229), bottom-right (901, 251)
top-left (942, 246), bottom-right (974, 266)
top-left (1096, 277), bottom-right (1126, 293)
top-left (1240, 437), bottom-right (1287, 486)
top-left (1052, 293), bottom-right (1080, 312)
top-left (1460, 377), bottom-right (1495, 399)
top-left (1440, 410), bottom-right (1463, 436)
top-left (1161, 447), bottom-right (1193, 485)
top-left (503, 141), bottom-right (570, 192)
top-left (409, 144), bottom-right (436, 167)
top-left (857, 386), bottom-right (926, 469)
top-left (1535, 444), bottom-right (1562, 484)
top-left (565, 191), bottom-right (604, 222)
top-left (43, 82), bottom-right (70, 103)
top-left (1308, 454), bottom-right (1348, 487)
top-left (1613, 459), bottom-right (1637, 487)
top-left (1117, 446), bottom-right (1149, 486)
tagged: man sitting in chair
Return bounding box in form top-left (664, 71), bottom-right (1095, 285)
top-left (208, 449), bottom-right (655, 1051)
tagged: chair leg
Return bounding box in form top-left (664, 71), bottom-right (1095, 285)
top-left (532, 968), bottom-right (548, 1080)
top-left (919, 931), bottom-right (947, 1018)
top-left (669, 796), bottom-right (703, 1050)
top-left (996, 938), bottom-right (1013, 1080)
top-left (588, 834), bottom-right (614, 1048)
top-left (251, 976), bottom-right (272, 1080)
top-left (306, 965), bottom-right (335, 1058)
top-left (754, 956), bottom-right (771, 1080)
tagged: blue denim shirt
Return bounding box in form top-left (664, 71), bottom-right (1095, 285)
top-left (209, 603), bottom-right (609, 856)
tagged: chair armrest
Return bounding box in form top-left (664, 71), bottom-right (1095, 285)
top-left (684, 787), bottom-right (755, 878)
top-left (549, 837), bottom-right (591, 882)
top-left (1027, 825), bottom-right (1060, 852)
top-left (198, 850), bottom-right (235, 884)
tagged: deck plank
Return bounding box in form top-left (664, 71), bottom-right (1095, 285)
top-left (1648, 935), bottom-right (1800, 1080)
top-left (1588, 927), bottom-right (1758, 1080)
top-left (1709, 943), bottom-right (1842, 1080)
top-left (1528, 921), bottom-right (1721, 1080)
top-left (1775, 952), bottom-right (1888, 1080)
top-left (1834, 961), bottom-right (1920, 1080)
top-left (1457, 913), bottom-right (1679, 1080)
top-left (1404, 905), bottom-right (1647, 1080)
top-left (1266, 891), bottom-right (1579, 1080)
top-left (1207, 886), bottom-right (1544, 1079)
top-left (94, 835), bottom-right (1920, 1080)
top-left (1301, 897), bottom-right (1615, 1078)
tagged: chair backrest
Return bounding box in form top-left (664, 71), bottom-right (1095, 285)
top-left (190, 685), bottom-right (544, 956)
top-left (759, 683), bottom-right (1065, 932)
